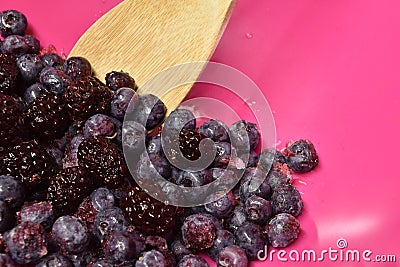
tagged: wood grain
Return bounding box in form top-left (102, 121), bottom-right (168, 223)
top-left (69, 0), bottom-right (237, 111)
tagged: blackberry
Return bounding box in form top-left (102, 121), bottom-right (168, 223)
top-left (0, 53), bottom-right (18, 94)
top-left (74, 196), bottom-right (98, 227)
top-left (0, 140), bottom-right (58, 192)
top-left (181, 213), bottom-right (217, 252)
top-left (17, 201), bottom-right (54, 230)
top-left (63, 76), bottom-right (112, 121)
top-left (120, 185), bottom-right (183, 236)
top-left (105, 71), bottom-right (137, 91)
top-left (77, 136), bottom-right (129, 189)
top-left (25, 92), bottom-right (71, 141)
top-left (47, 166), bottom-right (93, 216)
top-left (285, 139), bottom-right (319, 173)
top-left (179, 129), bottom-right (204, 160)
top-left (0, 94), bottom-right (24, 148)
top-left (0, 10), bottom-right (27, 37)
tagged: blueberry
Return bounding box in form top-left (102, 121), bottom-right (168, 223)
top-left (35, 253), bottom-right (73, 267)
top-left (0, 253), bottom-right (17, 266)
top-left (0, 175), bottom-right (25, 208)
top-left (18, 201), bottom-right (54, 230)
top-left (127, 94), bottom-right (167, 130)
top-left (198, 120), bottom-right (229, 142)
top-left (234, 221), bottom-right (266, 261)
top-left (89, 259), bottom-right (114, 267)
top-left (171, 238), bottom-right (192, 261)
top-left (146, 134), bottom-right (164, 156)
top-left (258, 148), bottom-right (286, 172)
top-left (111, 87), bottom-right (137, 119)
top-left (266, 167), bottom-right (292, 190)
top-left (285, 139), bottom-right (319, 173)
top-left (224, 205), bottom-right (247, 233)
top-left (63, 56), bottom-right (92, 79)
top-left (39, 66), bottom-right (71, 94)
top-left (163, 109), bottom-right (196, 133)
top-left (217, 245), bottom-right (248, 267)
top-left (213, 142), bottom-right (231, 167)
top-left (244, 195), bottom-right (272, 225)
top-left (135, 250), bottom-right (167, 267)
top-left (0, 10), bottom-right (27, 37)
top-left (83, 114), bottom-right (116, 138)
top-left (23, 82), bottom-right (49, 104)
top-left (52, 215), bottom-right (90, 254)
top-left (267, 213), bottom-right (300, 248)
top-left (181, 213), bottom-right (217, 251)
top-left (1, 35), bottom-right (29, 56)
top-left (204, 191), bottom-right (236, 219)
top-left (176, 169), bottom-right (212, 187)
top-left (5, 221), bottom-right (48, 264)
top-left (23, 35), bottom-right (40, 54)
top-left (41, 53), bottom-right (65, 68)
top-left (229, 120), bottom-right (260, 151)
top-left (103, 231), bottom-right (136, 264)
top-left (270, 184), bottom-right (303, 217)
top-left (178, 254), bottom-right (209, 267)
top-left (239, 167), bottom-right (270, 200)
top-left (93, 207), bottom-right (128, 240)
top-left (122, 120), bottom-right (147, 155)
top-left (135, 153), bottom-right (172, 181)
top-left (246, 150), bottom-right (259, 167)
top-left (105, 71), bottom-right (137, 91)
top-left (90, 187), bottom-right (115, 211)
top-left (0, 201), bottom-right (13, 232)
top-left (207, 229), bottom-right (235, 260)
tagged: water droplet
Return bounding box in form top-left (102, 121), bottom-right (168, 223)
top-left (245, 33), bottom-right (253, 39)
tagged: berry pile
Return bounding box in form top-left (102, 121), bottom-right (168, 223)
top-left (0, 9), bottom-right (319, 267)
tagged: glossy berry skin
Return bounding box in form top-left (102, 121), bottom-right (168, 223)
top-left (16, 54), bottom-right (43, 84)
top-left (39, 66), bottom-right (72, 94)
top-left (35, 253), bottom-right (73, 267)
top-left (181, 213), bottom-right (217, 252)
top-left (171, 238), bottom-right (192, 261)
top-left (267, 213), bottom-right (300, 248)
top-left (204, 191), bottom-right (236, 219)
top-left (285, 139), bottom-right (319, 173)
top-left (23, 82), bottom-right (48, 104)
top-left (213, 142), bottom-right (231, 167)
top-left (63, 56), bottom-right (92, 79)
top-left (41, 53), bottom-right (65, 68)
top-left (0, 53), bottom-right (19, 94)
top-left (93, 207), bottom-right (128, 240)
top-left (207, 229), bottom-right (235, 260)
top-left (239, 167), bottom-right (270, 201)
top-left (266, 166), bottom-right (292, 190)
top-left (163, 109), bottom-right (196, 132)
top-left (136, 153), bottom-right (172, 183)
top-left (224, 204), bottom-right (247, 233)
top-left (5, 221), bottom-right (48, 264)
top-left (1, 35), bottom-right (29, 57)
top-left (146, 134), bottom-right (163, 156)
top-left (235, 221), bottom-right (266, 261)
top-left (0, 201), bottom-right (13, 232)
top-left (176, 170), bottom-right (212, 187)
top-left (135, 250), bottom-right (167, 267)
top-left (128, 94), bottom-right (166, 130)
top-left (83, 114), bottom-right (115, 138)
top-left (0, 175), bottom-right (24, 209)
top-left (102, 231), bottom-right (136, 264)
top-left (90, 187), bottom-right (115, 211)
top-left (122, 120), bottom-right (147, 155)
top-left (17, 201), bottom-right (54, 230)
top-left (258, 148), bottom-right (286, 172)
top-left (0, 10), bottom-right (27, 37)
top-left (229, 120), bottom-right (260, 151)
top-left (52, 215), bottom-right (90, 254)
top-left (270, 184), bottom-right (303, 217)
top-left (0, 94), bottom-right (24, 148)
top-left (244, 195), bottom-right (272, 225)
top-left (105, 71), bottom-right (137, 91)
top-left (23, 35), bottom-right (40, 54)
top-left (198, 119), bottom-right (229, 142)
top-left (110, 87), bottom-right (137, 119)
top-left (178, 254), bottom-right (209, 267)
top-left (217, 245), bottom-right (248, 267)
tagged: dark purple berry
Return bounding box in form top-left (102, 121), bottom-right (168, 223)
top-left (213, 142), bottom-right (231, 167)
top-left (244, 195), bottom-right (272, 225)
top-left (163, 109), bottom-right (196, 132)
top-left (178, 129), bottom-right (204, 161)
top-left (239, 167), bottom-right (270, 200)
top-left (63, 56), bottom-right (92, 79)
top-left (0, 10), bottom-right (27, 37)
top-left (122, 120), bottom-right (147, 155)
top-left (0, 175), bottom-right (24, 208)
top-left (229, 120), bottom-right (260, 151)
top-left (23, 35), bottom-right (40, 54)
top-left (178, 254), bottom-right (209, 267)
top-left (135, 250), bottom-right (167, 267)
top-left (285, 139), bottom-right (319, 173)
top-left (198, 120), bottom-right (229, 142)
top-left (176, 169), bottom-right (212, 187)
top-left (0, 53), bottom-right (19, 94)
top-left (146, 133), bottom-right (163, 156)
top-left (207, 229), bottom-right (235, 260)
top-left (271, 184), bottom-right (303, 217)
top-left (258, 148), bottom-right (286, 172)
top-left (83, 114), bottom-right (115, 138)
top-left (62, 134), bottom-right (84, 168)
top-left (135, 153), bottom-right (172, 184)
top-left (74, 196), bottom-right (98, 228)
top-left (224, 205), bottom-right (247, 233)
top-left (0, 201), bottom-right (13, 232)
top-left (0, 253), bottom-right (17, 266)
top-left (17, 201), bottom-right (54, 230)
top-left (45, 145), bottom-right (63, 167)
top-left (39, 66), bottom-right (71, 94)
top-left (266, 165), bottom-right (292, 190)
top-left (16, 53), bottom-right (43, 84)
top-left (204, 191), bottom-right (236, 219)
top-left (217, 245), bottom-right (248, 267)
top-left (105, 71), bottom-right (137, 91)
top-left (181, 213), bottom-right (217, 252)
top-left (23, 82), bottom-right (48, 104)
top-left (246, 150), bottom-right (259, 167)
top-left (102, 231), bottom-right (136, 264)
top-left (235, 221), bottom-right (266, 261)
top-left (91, 187), bottom-right (115, 211)
top-left (1, 35), bottom-right (29, 56)
top-left (52, 215), bottom-right (89, 254)
top-left (41, 53), bottom-right (64, 68)
top-left (267, 213), bottom-right (300, 248)
top-left (110, 87), bottom-right (137, 119)
top-left (145, 235), bottom-right (168, 251)
top-left (88, 259), bottom-right (113, 267)
top-left (35, 253), bottom-right (73, 267)
top-left (93, 207), bottom-right (128, 240)
top-left (171, 238), bottom-right (192, 261)
top-left (5, 221), bottom-right (48, 264)
top-left (128, 94), bottom-right (166, 130)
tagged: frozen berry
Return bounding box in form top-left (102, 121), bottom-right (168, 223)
top-left (93, 207), bottom-right (128, 240)
top-left (229, 120), bottom-right (260, 151)
top-left (5, 221), bottom-right (48, 264)
top-left (207, 229), bottom-right (235, 260)
top-left (244, 195), bottom-right (272, 225)
top-left (258, 148), bottom-right (286, 172)
top-left (146, 133), bottom-right (163, 156)
top-left (0, 94), bottom-right (24, 148)
top-left (213, 142), bottom-right (231, 167)
top-left (178, 254), bottom-right (209, 267)
top-left (74, 196), bottom-right (98, 228)
top-left (224, 204), bottom-right (247, 233)
top-left (267, 213), bottom-right (300, 248)
top-left (62, 134), bottom-right (84, 168)
top-left (0, 201), bottom-right (13, 232)
top-left (0, 175), bottom-right (24, 209)
top-left (0, 10), bottom-right (27, 37)
top-left (91, 187), bottom-right (115, 212)
top-left (39, 66), bottom-right (71, 94)
top-left (36, 253), bottom-right (73, 267)
top-left (23, 82), bottom-right (48, 104)
top-left (63, 56), bottom-right (92, 79)
top-left (163, 109), bottom-right (196, 133)
top-left (171, 238), bottom-right (192, 261)
top-left (1, 35), bottom-right (29, 56)
top-left (16, 53), bottom-right (43, 84)
top-left (271, 184), bottom-right (303, 217)
top-left (136, 153), bottom-right (172, 183)
top-left (216, 245), bottom-right (248, 267)
top-left (122, 120), bottom-right (147, 155)
top-left (285, 139), bottom-right (319, 173)
top-left (52, 215), bottom-right (90, 254)
top-left (175, 169), bottom-right (212, 187)
top-left (234, 221), bottom-right (266, 261)
top-left (135, 249), bottom-right (167, 267)
top-left (181, 213), bottom-right (217, 251)
top-left (246, 150), bottom-right (259, 167)
top-left (105, 71), bottom-right (137, 91)
top-left (110, 87), bottom-right (137, 119)
top-left (41, 53), bottom-right (64, 68)
top-left (83, 114), bottom-right (115, 138)
top-left (0, 53), bottom-right (18, 94)
top-left (266, 166), bottom-right (292, 190)
top-left (198, 120), bottom-right (229, 142)
top-left (204, 191), bottom-right (236, 219)
top-left (128, 94), bottom-right (166, 130)
top-left (239, 167), bottom-right (270, 200)
top-left (17, 201), bottom-right (54, 230)
top-left (23, 35), bottom-right (40, 54)
top-left (0, 253), bottom-right (17, 266)
top-left (102, 231), bottom-right (136, 264)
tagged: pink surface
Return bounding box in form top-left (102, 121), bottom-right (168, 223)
top-left (2, 0), bottom-right (400, 266)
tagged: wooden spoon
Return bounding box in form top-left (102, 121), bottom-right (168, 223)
top-left (69, 0), bottom-right (237, 111)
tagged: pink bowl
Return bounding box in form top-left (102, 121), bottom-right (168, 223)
top-left (2, 0), bottom-right (400, 266)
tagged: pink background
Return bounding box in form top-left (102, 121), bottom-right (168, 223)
top-left (1, 0), bottom-right (400, 266)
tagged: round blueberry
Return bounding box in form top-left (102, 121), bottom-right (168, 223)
top-left (0, 10), bottom-right (27, 37)
top-left (217, 245), bottom-right (248, 267)
top-left (16, 54), bottom-right (43, 84)
top-left (93, 206), bottom-right (128, 240)
top-left (83, 114), bottom-right (116, 138)
top-left (204, 191), bottom-right (236, 219)
top-left (105, 71), bottom-right (137, 91)
top-left (246, 150), bottom-right (259, 167)
top-left (111, 87), bottom-right (137, 119)
top-left (285, 139), bottom-right (319, 173)
top-left (122, 120), bottom-right (147, 155)
top-left (266, 167), bottom-right (292, 190)
top-left (1, 35), bottom-right (29, 56)
top-left (90, 187), bottom-right (115, 211)
top-left (244, 195), bottom-right (272, 225)
top-left (136, 250), bottom-right (167, 267)
top-left (171, 238), bottom-right (192, 261)
top-left (207, 229), bottom-right (235, 260)
top-left (135, 153), bottom-right (172, 181)
top-left (229, 120), bottom-right (260, 151)
top-left (267, 213), bottom-right (300, 248)
top-left (235, 221), bottom-right (266, 261)
top-left (224, 204), bottom-right (247, 233)
top-left (181, 213), bottom-right (217, 251)
top-left (23, 35), bottom-right (40, 54)
top-left (178, 254), bottom-right (209, 267)
top-left (35, 253), bottom-right (73, 267)
top-left (176, 169), bottom-right (212, 187)
top-left (146, 134), bottom-right (164, 156)
top-left (258, 148), bottom-right (286, 172)
top-left (63, 56), bottom-right (92, 79)
top-left (213, 142), bottom-right (231, 167)
top-left (62, 134), bottom-right (84, 168)
top-left (239, 167), bottom-right (270, 200)
top-left (103, 231), bottom-right (136, 264)
top-left (0, 175), bottom-right (25, 208)
top-left (23, 82), bottom-right (48, 104)
top-left (39, 66), bottom-right (72, 94)
top-left (41, 53), bottom-right (65, 68)
top-left (127, 94), bottom-right (166, 131)
top-left (271, 184), bottom-right (303, 217)
top-left (163, 109), bottom-right (196, 133)
top-left (198, 120), bottom-right (229, 142)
